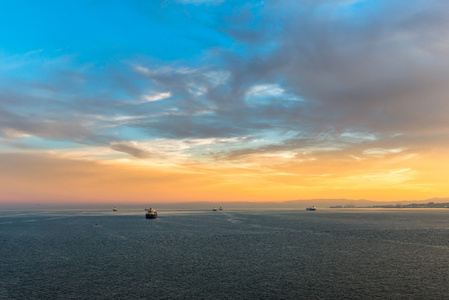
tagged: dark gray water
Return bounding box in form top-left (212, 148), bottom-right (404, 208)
top-left (1, 208), bottom-right (449, 299)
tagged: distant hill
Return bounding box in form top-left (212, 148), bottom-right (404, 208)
top-left (146, 198), bottom-right (448, 209)
top-left (2, 197), bottom-right (448, 210)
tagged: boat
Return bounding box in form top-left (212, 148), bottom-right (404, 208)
top-left (212, 207), bottom-right (217, 211)
top-left (306, 206), bottom-right (316, 211)
top-left (219, 207), bottom-right (223, 211)
top-left (113, 207), bottom-right (117, 212)
top-left (145, 207), bottom-right (158, 219)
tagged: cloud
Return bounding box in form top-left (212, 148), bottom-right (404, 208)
top-left (0, 108), bottom-right (102, 143)
top-left (109, 137), bottom-right (248, 160)
top-left (363, 148), bottom-right (405, 157)
top-left (141, 92), bottom-right (171, 102)
top-left (343, 168), bottom-right (415, 186)
top-left (203, 0), bottom-right (449, 156)
top-left (265, 1), bottom-right (449, 133)
top-left (110, 141), bottom-right (154, 159)
top-left (0, 127), bottom-right (30, 138)
top-left (2, 0), bottom-right (449, 165)
top-left (245, 83), bottom-right (301, 102)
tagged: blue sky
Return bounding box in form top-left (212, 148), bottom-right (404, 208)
top-left (0, 0), bottom-right (234, 61)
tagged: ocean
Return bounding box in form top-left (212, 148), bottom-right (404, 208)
top-left (1, 208), bottom-right (449, 299)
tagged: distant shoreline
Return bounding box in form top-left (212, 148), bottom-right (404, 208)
top-left (330, 201), bottom-right (449, 209)
top-left (2, 198), bottom-right (449, 210)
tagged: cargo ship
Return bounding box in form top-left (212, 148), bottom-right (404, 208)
top-left (306, 206), bottom-right (316, 211)
top-left (145, 207), bottom-right (158, 219)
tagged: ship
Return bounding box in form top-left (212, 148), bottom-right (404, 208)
top-left (113, 207), bottom-right (117, 212)
top-left (219, 207), bottom-right (223, 211)
top-left (212, 207), bottom-right (217, 211)
top-left (145, 207), bottom-right (158, 219)
top-left (306, 206), bottom-right (316, 211)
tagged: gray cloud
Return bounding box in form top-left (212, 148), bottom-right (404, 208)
top-left (1, 1), bottom-right (449, 160)
top-left (261, 0), bottom-right (449, 132)
top-left (200, 0), bottom-right (449, 157)
top-left (109, 142), bottom-right (153, 159)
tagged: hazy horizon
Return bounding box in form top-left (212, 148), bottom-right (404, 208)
top-left (2, 197), bottom-right (448, 210)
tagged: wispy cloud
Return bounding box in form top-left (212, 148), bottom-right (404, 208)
top-left (141, 92), bottom-right (171, 103)
top-left (246, 83), bottom-right (301, 102)
top-left (363, 148), bottom-right (406, 157)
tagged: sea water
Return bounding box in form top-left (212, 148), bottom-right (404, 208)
top-left (1, 208), bottom-right (449, 299)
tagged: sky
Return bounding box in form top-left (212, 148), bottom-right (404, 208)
top-left (1, 0), bottom-right (449, 205)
